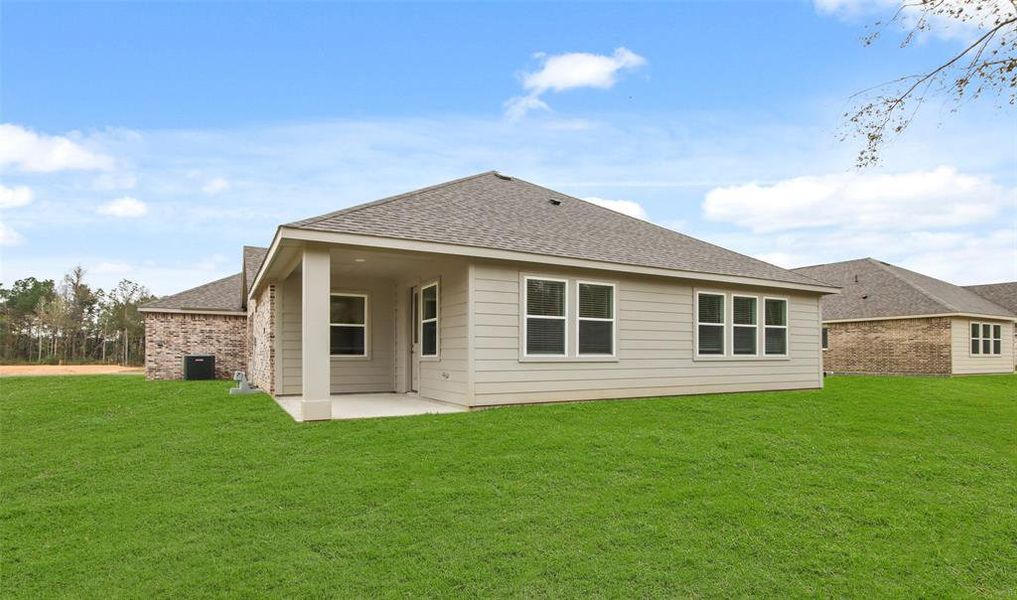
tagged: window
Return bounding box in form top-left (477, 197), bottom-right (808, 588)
top-left (764, 298), bottom-right (788, 356)
top-left (578, 282), bottom-right (614, 356)
top-left (696, 292), bottom-right (725, 356)
top-left (822, 327), bottom-right (829, 350)
top-left (420, 283), bottom-right (439, 357)
top-left (330, 294), bottom-right (367, 356)
top-left (525, 278), bottom-right (566, 356)
top-left (732, 295), bottom-right (758, 356)
top-left (970, 322), bottom-right (1002, 356)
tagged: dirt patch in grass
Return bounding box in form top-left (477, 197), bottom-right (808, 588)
top-left (0, 364), bottom-right (144, 377)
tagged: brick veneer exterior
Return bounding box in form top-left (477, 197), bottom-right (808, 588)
top-left (823, 317), bottom-right (952, 375)
top-left (247, 284), bottom-right (275, 394)
top-left (144, 312), bottom-right (248, 380)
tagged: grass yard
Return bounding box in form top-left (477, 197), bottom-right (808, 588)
top-left (2, 375), bottom-right (1015, 598)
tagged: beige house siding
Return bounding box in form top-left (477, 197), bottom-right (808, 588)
top-left (469, 260), bottom-right (823, 407)
top-left (822, 317), bottom-right (952, 375)
top-left (278, 271), bottom-right (398, 395)
top-left (273, 258), bottom-right (470, 404)
top-left (950, 317), bottom-right (1014, 375)
top-left (415, 262), bottom-right (470, 405)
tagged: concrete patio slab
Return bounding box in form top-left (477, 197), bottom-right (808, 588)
top-left (273, 392), bottom-right (467, 421)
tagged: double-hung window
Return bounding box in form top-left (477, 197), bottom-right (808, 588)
top-left (764, 298), bottom-right (788, 356)
top-left (578, 282), bottom-right (615, 356)
top-left (732, 295), bottom-right (758, 356)
top-left (420, 282), bottom-right (439, 358)
top-left (525, 278), bottom-right (567, 356)
top-left (970, 322), bottom-right (1002, 356)
top-left (696, 292), bottom-right (725, 356)
top-left (330, 293), bottom-right (368, 357)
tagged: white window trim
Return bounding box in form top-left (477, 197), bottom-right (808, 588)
top-left (419, 281), bottom-right (440, 360)
top-left (969, 321), bottom-right (1002, 357)
top-left (523, 275), bottom-right (568, 358)
top-left (329, 292), bottom-right (369, 359)
top-left (763, 296), bottom-right (789, 357)
top-left (730, 294), bottom-right (759, 358)
top-left (695, 290), bottom-right (728, 359)
top-left (576, 280), bottom-right (617, 358)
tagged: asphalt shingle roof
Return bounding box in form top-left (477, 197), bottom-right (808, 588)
top-left (140, 273), bottom-right (244, 313)
top-left (964, 282), bottom-right (1017, 315)
top-left (141, 246), bottom-right (268, 313)
top-left (242, 246), bottom-right (268, 295)
top-left (287, 171), bottom-right (829, 288)
top-left (793, 258), bottom-right (1015, 321)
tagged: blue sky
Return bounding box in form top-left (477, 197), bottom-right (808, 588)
top-left (2, 1), bottom-right (1015, 294)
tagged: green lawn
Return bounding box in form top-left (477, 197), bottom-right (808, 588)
top-left (2, 375), bottom-right (1015, 598)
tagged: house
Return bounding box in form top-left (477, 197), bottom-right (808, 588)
top-left (140, 246), bottom-right (267, 380)
top-left (963, 282), bottom-right (1017, 368)
top-left (792, 259), bottom-right (1016, 376)
top-left (141, 171), bottom-right (838, 420)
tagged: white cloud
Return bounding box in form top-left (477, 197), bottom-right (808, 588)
top-left (584, 196), bottom-right (649, 220)
top-left (94, 261), bottom-right (133, 274)
top-left (91, 172), bottom-right (137, 191)
top-left (506, 48), bottom-right (646, 119)
top-left (0, 222), bottom-right (24, 246)
top-left (0, 185), bottom-right (33, 209)
top-left (706, 226), bottom-right (1017, 285)
top-left (703, 166), bottom-right (1009, 233)
top-left (0, 123), bottom-right (114, 172)
top-left (202, 177), bottom-right (231, 195)
top-left (504, 95), bottom-right (551, 121)
top-left (97, 197), bottom-right (148, 218)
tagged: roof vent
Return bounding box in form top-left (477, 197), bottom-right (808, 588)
top-left (548, 198), bottom-right (562, 206)
top-left (861, 294), bottom-right (869, 300)
top-left (494, 172), bottom-right (512, 181)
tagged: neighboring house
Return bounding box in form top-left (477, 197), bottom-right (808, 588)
top-left (142, 171), bottom-right (838, 420)
top-left (140, 246), bottom-right (267, 380)
top-left (964, 282), bottom-right (1017, 368)
top-left (793, 258), bottom-right (1016, 376)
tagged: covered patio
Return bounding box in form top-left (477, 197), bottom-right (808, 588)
top-left (273, 392), bottom-right (467, 421)
top-left (251, 240), bottom-right (472, 420)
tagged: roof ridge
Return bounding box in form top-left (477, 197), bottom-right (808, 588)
top-left (286, 171), bottom-right (498, 228)
top-left (792, 257), bottom-right (870, 271)
top-left (866, 258), bottom-right (961, 313)
top-left (507, 174), bottom-right (835, 287)
top-left (965, 281), bottom-right (1017, 287)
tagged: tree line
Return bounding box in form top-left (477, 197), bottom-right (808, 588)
top-left (0, 267), bottom-right (155, 365)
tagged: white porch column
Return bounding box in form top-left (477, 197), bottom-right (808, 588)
top-left (300, 245), bottom-right (332, 421)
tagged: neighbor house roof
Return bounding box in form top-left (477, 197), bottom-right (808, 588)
top-left (242, 246), bottom-right (269, 296)
top-left (285, 171), bottom-right (830, 288)
top-left (139, 273), bottom-right (245, 314)
top-left (792, 258), bottom-right (1015, 321)
top-left (140, 245), bottom-right (268, 314)
top-left (964, 282), bottom-right (1017, 315)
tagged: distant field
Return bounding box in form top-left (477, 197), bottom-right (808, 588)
top-left (2, 374), bottom-right (1014, 597)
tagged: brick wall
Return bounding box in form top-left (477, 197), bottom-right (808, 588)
top-left (144, 312), bottom-right (247, 380)
top-left (823, 317), bottom-right (952, 375)
top-left (247, 284), bottom-right (275, 394)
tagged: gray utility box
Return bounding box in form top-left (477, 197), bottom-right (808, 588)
top-left (183, 355), bottom-right (215, 380)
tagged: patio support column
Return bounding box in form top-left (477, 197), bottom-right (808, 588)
top-left (300, 245), bottom-right (332, 421)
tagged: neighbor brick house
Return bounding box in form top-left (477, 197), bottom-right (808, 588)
top-left (143, 172), bottom-right (841, 419)
top-left (793, 259), bottom-right (1015, 376)
top-left (140, 246), bottom-right (266, 380)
